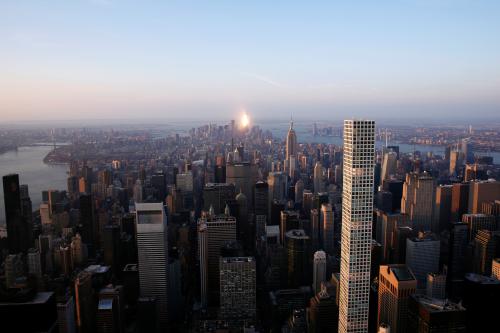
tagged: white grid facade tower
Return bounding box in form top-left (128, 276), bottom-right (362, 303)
top-left (339, 120), bottom-right (375, 333)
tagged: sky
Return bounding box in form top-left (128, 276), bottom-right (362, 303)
top-left (1, 0), bottom-right (500, 122)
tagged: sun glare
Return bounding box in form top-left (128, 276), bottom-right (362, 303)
top-left (240, 112), bottom-right (250, 128)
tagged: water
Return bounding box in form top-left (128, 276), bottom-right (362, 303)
top-left (0, 146), bottom-right (68, 225)
top-left (263, 121), bottom-right (499, 161)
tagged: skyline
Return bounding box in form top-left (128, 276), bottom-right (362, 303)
top-left (1, 0), bottom-right (500, 121)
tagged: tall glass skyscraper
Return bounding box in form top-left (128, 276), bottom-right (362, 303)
top-left (339, 120), bottom-right (375, 333)
top-left (135, 203), bottom-right (169, 325)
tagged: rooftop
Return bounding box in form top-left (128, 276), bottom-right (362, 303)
top-left (389, 265), bottom-right (415, 282)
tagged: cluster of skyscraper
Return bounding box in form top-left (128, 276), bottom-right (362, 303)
top-left (0, 117), bottom-right (499, 333)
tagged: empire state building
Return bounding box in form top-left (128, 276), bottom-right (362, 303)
top-left (286, 120), bottom-right (298, 160)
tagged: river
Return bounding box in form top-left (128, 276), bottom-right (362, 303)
top-left (0, 146), bottom-right (68, 225)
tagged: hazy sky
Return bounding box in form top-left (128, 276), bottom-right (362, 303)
top-left (1, 0), bottom-right (499, 122)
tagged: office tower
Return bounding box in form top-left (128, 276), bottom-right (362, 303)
top-left (492, 258), bottom-right (500, 280)
top-left (449, 150), bottom-right (462, 175)
top-left (376, 191), bottom-right (393, 213)
top-left (313, 161), bottom-right (323, 193)
top-left (375, 211), bottom-right (409, 263)
top-left (313, 250), bottom-right (327, 294)
top-left (378, 265), bottom-right (417, 333)
top-left (308, 284), bottom-right (339, 333)
top-left (461, 138), bottom-right (474, 163)
top-left (286, 229), bottom-right (312, 287)
top-left (79, 194), bottom-right (96, 250)
top-left (464, 163), bottom-right (488, 182)
top-left (392, 226), bottom-right (413, 264)
top-left (133, 180), bottom-right (143, 203)
top-left (426, 273), bottom-right (446, 299)
top-left (294, 179), bottom-right (304, 205)
top-left (472, 230), bottom-right (500, 275)
top-left (268, 171), bottom-right (288, 204)
top-left (5, 253), bottom-right (23, 288)
top-left (27, 247), bottom-right (42, 278)
top-left (38, 234), bottom-right (53, 273)
top-left (151, 172), bottom-right (166, 202)
top-left (468, 180), bottom-right (500, 213)
top-left (401, 172), bottom-right (435, 231)
top-left (311, 208), bottom-right (320, 250)
top-left (71, 233), bottom-right (85, 267)
top-left (450, 183), bottom-right (469, 222)
top-left (40, 203), bottom-right (51, 225)
top-left (286, 119), bottom-right (298, 160)
top-left (96, 298), bottom-right (115, 333)
top-left (97, 285), bottom-right (124, 333)
top-left (303, 190), bottom-right (314, 215)
top-left (434, 185), bottom-right (452, 233)
top-left (446, 222), bottom-right (468, 297)
top-left (135, 203), bottom-right (169, 324)
top-left (462, 213), bottom-right (496, 241)
top-left (407, 294), bottom-right (466, 333)
top-left (56, 245), bottom-right (74, 277)
top-left (321, 203), bottom-right (335, 255)
top-left (462, 273), bottom-right (500, 332)
top-left (226, 162), bottom-right (257, 210)
top-left (203, 183), bottom-right (235, 214)
top-left (176, 172), bottom-right (193, 192)
top-left (57, 295), bottom-right (76, 333)
top-left (371, 240), bottom-right (383, 281)
top-left (339, 119), bottom-right (375, 333)
top-left (197, 213), bottom-right (237, 307)
top-left (254, 180), bottom-right (269, 217)
top-left (103, 224), bottom-right (122, 276)
top-left (219, 257), bottom-right (256, 319)
top-left (406, 233), bottom-right (440, 289)
top-left (3, 174), bottom-right (31, 253)
top-left (383, 179), bottom-right (404, 212)
top-left (280, 210), bottom-right (300, 245)
top-left (75, 271), bottom-right (95, 333)
top-left (380, 151), bottom-right (397, 187)
top-left (480, 200), bottom-right (500, 219)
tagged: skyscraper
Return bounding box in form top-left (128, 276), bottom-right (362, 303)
top-left (406, 232), bottom-right (440, 289)
top-left (286, 229), bottom-right (312, 288)
top-left (378, 265), bottom-right (417, 333)
top-left (321, 203), bottom-right (335, 255)
top-left (75, 271), bottom-right (95, 333)
top-left (314, 161), bottom-right (324, 194)
top-left (135, 203), bottom-right (169, 325)
top-left (313, 250), bottom-right (327, 294)
top-left (197, 213), bottom-right (237, 306)
top-left (339, 119), bottom-right (375, 333)
top-left (492, 258), bottom-right (500, 280)
top-left (380, 151), bottom-right (397, 187)
top-left (407, 294), bottom-right (466, 333)
top-left (219, 257), bottom-right (256, 319)
top-left (468, 180), bottom-right (500, 214)
top-left (434, 185), bottom-right (452, 233)
top-left (401, 172), bottom-right (435, 232)
top-left (472, 230), bottom-right (500, 276)
top-left (425, 273), bottom-right (446, 299)
top-left (462, 213), bottom-right (497, 242)
top-left (3, 174), bottom-right (31, 253)
top-left (286, 119), bottom-right (298, 160)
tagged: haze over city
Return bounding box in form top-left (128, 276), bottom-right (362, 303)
top-left (1, 0), bottom-right (500, 122)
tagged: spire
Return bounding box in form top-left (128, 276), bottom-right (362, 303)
top-left (224, 204), bottom-right (230, 216)
top-left (290, 115), bottom-right (294, 130)
top-left (208, 204), bottom-right (215, 217)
